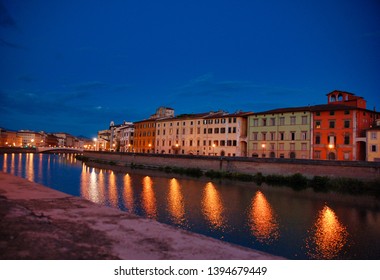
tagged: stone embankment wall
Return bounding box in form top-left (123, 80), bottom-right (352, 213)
top-left (83, 151), bottom-right (380, 180)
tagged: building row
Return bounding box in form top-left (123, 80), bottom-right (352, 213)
top-left (0, 130), bottom-right (92, 149)
top-left (98, 90), bottom-right (380, 161)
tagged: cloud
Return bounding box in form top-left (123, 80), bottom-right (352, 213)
top-left (0, 38), bottom-right (24, 49)
top-left (0, 1), bottom-right (16, 28)
top-left (73, 81), bottom-right (108, 91)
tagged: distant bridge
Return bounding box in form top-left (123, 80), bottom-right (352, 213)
top-left (36, 147), bottom-right (84, 153)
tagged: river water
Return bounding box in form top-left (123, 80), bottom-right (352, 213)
top-left (1, 153), bottom-right (380, 260)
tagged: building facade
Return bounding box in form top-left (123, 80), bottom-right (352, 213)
top-left (154, 111), bottom-right (250, 156)
top-left (366, 120), bottom-right (380, 162)
top-left (312, 91), bottom-right (378, 161)
top-left (0, 130), bottom-right (22, 147)
top-left (247, 108), bottom-right (312, 159)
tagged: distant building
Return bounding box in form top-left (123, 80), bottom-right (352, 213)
top-left (17, 130), bottom-right (44, 147)
top-left (0, 129), bottom-right (22, 147)
top-left (367, 119), bottom-right (380, 162)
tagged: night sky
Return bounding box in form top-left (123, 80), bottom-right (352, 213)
top-left (1, 0), bottom-right (379, 137)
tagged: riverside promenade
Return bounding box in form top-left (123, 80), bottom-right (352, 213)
top-left (0, 172), bottom-right (281, 260)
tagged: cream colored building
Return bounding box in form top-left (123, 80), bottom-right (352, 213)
top-left (367, 120), bottom-right (380, 162)
top-left (155, 111), bottom-right (250, 156)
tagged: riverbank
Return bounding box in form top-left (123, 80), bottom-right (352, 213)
top-left (0, 172), bottom-right (282, 260)
top-left (79, 152), bottom-right (380, 196)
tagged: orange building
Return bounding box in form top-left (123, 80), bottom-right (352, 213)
top-left (133, 119), bottom-right (157, 153)
top-left (312, 91), bottom-right (378, 161)
top-left (134, 107), bottom-right (175, 153)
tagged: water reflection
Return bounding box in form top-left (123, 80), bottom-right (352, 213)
top-left (141, 176), bottom-right (157, 219)
top-left (26, 153), bottom-right (34, 181)
top-left (123, 174), bottom-right (134, 212)
top-left (306, 205), bottom-right (349, 259)
top-left (248, 191), bottom-right (280, 244)
top-left (167, 178), bottom-right (186, 226)
top-left (2, 153), bottom-right (7, 172)
top-left (202, 182), bottom-right (226, 230)
top-left (109, 171), bottom-right (118, 207)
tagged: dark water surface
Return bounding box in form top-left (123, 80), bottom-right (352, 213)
top-left (1, 153), bottom-right (380, 259)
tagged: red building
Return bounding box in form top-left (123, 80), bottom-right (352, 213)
top-left (312, 90), bottom-right (378, 161)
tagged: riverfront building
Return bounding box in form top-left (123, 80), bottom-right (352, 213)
top-left (155, 111), bottom-right (250, 156)
top-left (134, 107), bottom-right (174, 153)
top-left (0, 129), bottom-right (22, 147)
top-left (247, 108), bottom-right (312, 159)
top-left (366, 119), bottom-right (380, 162)
top-left (312, 91), bottom-right (378, 161)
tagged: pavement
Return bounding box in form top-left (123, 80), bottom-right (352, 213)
top-left (0, 172), bottom-right (283, 260)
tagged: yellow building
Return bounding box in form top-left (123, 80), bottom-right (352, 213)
top-left (367, 120), bottom-right (380, 162)
top-left (247, 107), bottom-right (312, 159)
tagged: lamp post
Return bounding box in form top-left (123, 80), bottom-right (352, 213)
top-left (93, 138), bottom-right (97, 151)
top-left (148, 143), bottom-right (152, 153)
top-left (212, 143), bottom-right (216, 156)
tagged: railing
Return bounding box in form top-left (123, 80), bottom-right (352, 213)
top-left (36, 147), bottom-right (84, 153)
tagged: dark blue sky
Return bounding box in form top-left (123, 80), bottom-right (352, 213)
top-left (1, 0), bottom-right (379, 137)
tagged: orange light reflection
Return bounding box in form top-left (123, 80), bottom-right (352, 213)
top-left (248, 191), bottom-right (279, 244)
top-left (167, 178), bottom-right (186, 226)
top-left (306, 205), bottom-right (349, 259)
top-left (201, 182), bottom-right (226, 230)
top-left (141, 176), bottom-right (157, 219)
top-left (123, 174), bottom-right (134, 212)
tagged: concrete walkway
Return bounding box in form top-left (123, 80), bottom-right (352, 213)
top-left (0, 172), bottom-right (282, 260)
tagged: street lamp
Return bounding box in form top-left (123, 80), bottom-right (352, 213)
top-left (93, 138), bottom-right (97, 151)
top-left (148, 143), bottom-right (152, 153)
top-left (212, 143), bottom-right (216, 156)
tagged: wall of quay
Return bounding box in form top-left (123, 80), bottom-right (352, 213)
top-left (83, 151), bottom-right (380, 180)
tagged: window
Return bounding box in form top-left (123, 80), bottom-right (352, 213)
top-left (301, 143), bottom-right (307, 151)
top-left (262, 132), bottom-right (267, 141)
top-left (279, 143), bottom-right (284, 150)
top-left (190, 140), bottom-right (193, 146)
top-left (330, 111), bottom-right (335, 116)
top-left (208, 128), bottom-right (213, 134)
top-left (221, 128), bottom-right (226, 133)
top-left (262, 118), bottom-right (267, 126)
top-left (344, 134), bottom-right (350, 145)
top-left (204, 128), bottom-right (207, 134)
top-left (316, 112), bottom-right (321, 116)
top-left (252, 119), bottom-right (259, 126)
top-left (302, 116), bottom-right (308, 125)
top-left (252, 132), bottom-right (258, 141)
top-left (290, 116), bottom-right (296, 125)
top-left (190, 128), bottom-right (194, 134)
top-left (290, 143), bottom-right (295, 151)
top-left (227, 140), bottom-right (232, 146)
top-left (291, 132), bottom-right (296, 141)
top-left (315, 135), bottom-right (321, 144)
top-left (214, 128), bottom-right (219, 134)
top-left (279, 132), bottom-right (285, 141)
top-left (220, 140), bottom-right (226, 146)
top-left (233, 140), bottom-right (237, 146)
top-left (329, 121), bottom-right (335, 128)
top-left (270, 118), bottom-right (276, 126)
top-left (371, 145), bottom-right (377, 152)
top-left (252, 143), bottom-right (257, 150)
top-left (344, 120), bottom-right (350, 128)
top-left (279, 117), bottom-right (285, 125)
top-left (301, 131), bottom-right (307, 140)
top-left (371, 132), bottom-right (377, 140)
top-left (344, 110), bottom-right (350, 115)
top-left (270, 132), bottom-right (276, 141)
top-left (233, 118), bottom-right (237, 123)
top-left (270, 143), bottom-right (275, 150)
top-left (228, 127), bottom-right (232, 133)
top-left (315, 121), bottom-right (321, 129)
top-left (233, 127), bottom-right (236, 133)
top-left (344, 152), bottom-right (350, 160)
